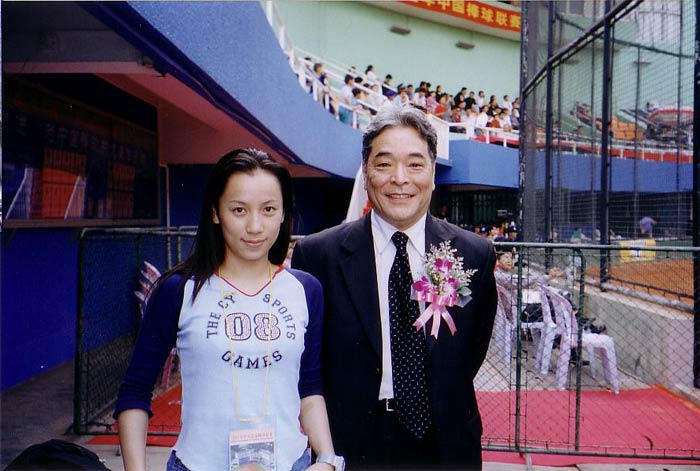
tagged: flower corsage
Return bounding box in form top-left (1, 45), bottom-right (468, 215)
top-left (412, 241), bottom-right (477, 338)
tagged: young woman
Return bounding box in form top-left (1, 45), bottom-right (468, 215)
top-left (115, 149), bottom-right (340, 471)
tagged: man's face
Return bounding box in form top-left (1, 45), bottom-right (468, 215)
top-left (497, 253), bottom-right (514, 271)
top-left (363, 126), bottom-right (435, 231)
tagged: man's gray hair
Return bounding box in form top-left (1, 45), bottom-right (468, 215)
top-left (361, 107), bottom-right (438, 164)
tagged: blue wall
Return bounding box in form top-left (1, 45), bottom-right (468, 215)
top-left (438, 140), bottom-right (519, 187)
top-left (531, 152), bottom-right (693, 192)
top-left (1, 229), bottom-right (79, 389)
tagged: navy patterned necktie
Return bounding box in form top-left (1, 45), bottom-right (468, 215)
top-left (389, 231), bottom-right (431, 438)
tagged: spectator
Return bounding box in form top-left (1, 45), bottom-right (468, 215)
top-left (449, 108), bottom-right (465, 132)
top-left (411, 87), bottom-right (427, 111)
top-left (405, 84), bottom-right (415, 101)
top-left (425, 90), bottom-right (439, 114)
top-left (464, 91), bottom-right (477, 111)
top-left (454, 87), bottom-right (467, 107)
top-left (639, 216), bottom-right (657, 238)
top-left (380, 91), bottom-right (401, 110)
top-left (434, 93), bottom-right (450, 120)
top-left (312, 62), bottom-right (332, 112)
top-left (511, 101), bottom-right (521, 130)
top-left (396, 84), bottom-right (411, 107)
top-left (488, 225), bottom-right (501, 241)
top-left (368, 83), bottom-right (386, 111)
top-left (494, 251), bottom-right (515, 287)
top-left (499, 95), bottom-right (513, 112)
top-left (464, 108), bottom-right (478, 139)
top-left (488, 96), bottom-right (500, 116)
top-left (339, 87), bottom-right (369, 126)
top-left (381, 74), bottom-right (393, 96)
top-left (313, 62), bottom-right (326, 83)
top-left (498, 110), bottom-right (513, 132)
top-left (436, 84), bottom-right (444, 96)
top-left (476, 105), bottom-right (490, 131)
top-left (365, 64), bottom-right (377, 82)
top-left (506, 225), bottom-right (519, 242)
top-left (487, 111), bottom-right (502, 129)
top-left (457, 100), bottom-right (468, 119)
top-left (340, 74), bottom-right (354, 105)
top-left (570, 227), bottom-right (590, 243)
top-left (476, 90), bottom-right (486, 108)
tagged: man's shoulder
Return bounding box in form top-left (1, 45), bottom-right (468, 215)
top-left (297, 218), bottom-right (365, 249)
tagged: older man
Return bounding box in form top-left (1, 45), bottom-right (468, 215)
top-left (292, 107), bottom-right (497, 469)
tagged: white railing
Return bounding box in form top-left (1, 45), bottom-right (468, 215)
top-left (263, 1), bottom-right (689, 162)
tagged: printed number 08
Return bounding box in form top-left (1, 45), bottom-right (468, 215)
top-left (226, 313), bottom-right (280, 341)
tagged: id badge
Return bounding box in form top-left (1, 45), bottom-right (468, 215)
top-left (229, 419), bottom-right (276, 471)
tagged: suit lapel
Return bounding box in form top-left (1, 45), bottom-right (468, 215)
top-left (425, 215), bottom-right (458, 355)
top-left (339, 215), bottom-right (382, 363)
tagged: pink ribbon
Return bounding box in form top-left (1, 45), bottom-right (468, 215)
top-left (412, 278), bottom-right (459, 338)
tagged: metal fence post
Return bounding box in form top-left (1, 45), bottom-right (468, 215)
top-left (599, 0), bottom-right (613, 285)
top-left (693, 0), bottom-right (700, 388)
top-left (574, 247), bottom-right (586, 450)
top-left (73, 230), bottom-right (87, 434)
top-left (514, 244), bottom-right (524, 451)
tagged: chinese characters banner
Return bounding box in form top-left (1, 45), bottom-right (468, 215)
top-left (400, 0), bottom-right (521, 33)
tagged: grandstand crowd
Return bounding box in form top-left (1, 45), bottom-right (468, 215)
top-left (304, 60), bottom-right (520, 138)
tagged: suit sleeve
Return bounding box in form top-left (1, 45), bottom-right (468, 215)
top-left (468, 245), bottom-right (498, 379)
top-left (291, 239), bottom-right (310, 274)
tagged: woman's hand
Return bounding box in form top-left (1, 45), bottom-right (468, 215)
top-left (305, 463), bottom-right (334, 471)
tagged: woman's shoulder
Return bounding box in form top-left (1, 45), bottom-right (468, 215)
top-left (153, 271), bottom-right (189, 298)
top-left (284, 267), bottom-right (323, 293)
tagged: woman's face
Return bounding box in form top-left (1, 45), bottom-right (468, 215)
top-left (213, 169), bottom-right (285, 267)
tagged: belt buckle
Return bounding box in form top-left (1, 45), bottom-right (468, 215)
top-left (384, 399), bottom-right (395, 412)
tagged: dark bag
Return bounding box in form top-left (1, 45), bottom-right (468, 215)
top-left (521, 303), bottom-right (543, 323)
top-left (4, 439), bottom-right (111, 471)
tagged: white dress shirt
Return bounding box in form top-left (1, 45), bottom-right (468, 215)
top-left (370, 210), bottom-right (427, 400)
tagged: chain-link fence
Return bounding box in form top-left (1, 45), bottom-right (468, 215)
top-left (74, 228), bottom-right (195, 434)
top-left (520, 0), bottom-right (695, 244)
top-left (75, 230), bottom-right (700, 459)
top-left (480, 242), bottom-right (699, 459)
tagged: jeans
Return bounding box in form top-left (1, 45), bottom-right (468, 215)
top-left (166, 448), bottom-right (312, 471)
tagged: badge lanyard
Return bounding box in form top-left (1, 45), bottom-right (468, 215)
top-left (218, 263), bottom-right (274, 423)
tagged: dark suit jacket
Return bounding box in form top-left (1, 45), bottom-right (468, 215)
top-left (292, 214), bottom-right (497, 469)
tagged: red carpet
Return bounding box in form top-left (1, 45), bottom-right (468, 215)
top-left (477, 386), bottom-right (700, 460)
top-left (90, 385), bottom-right (700, 464)
top-left (482, 450), bottom-right (700, 466)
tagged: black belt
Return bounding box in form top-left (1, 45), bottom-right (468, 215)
top-left (378, 398), bottom-right (397, 412)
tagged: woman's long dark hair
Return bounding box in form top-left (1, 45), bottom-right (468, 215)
top-left (165, 148), bottom-right (293, 301)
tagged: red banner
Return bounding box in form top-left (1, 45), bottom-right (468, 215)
top-left (399, 0), bottom-right (521, 33)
